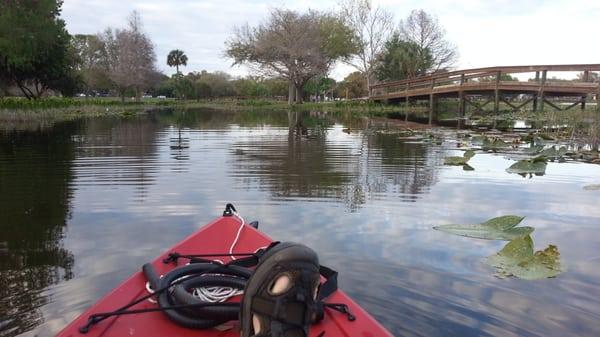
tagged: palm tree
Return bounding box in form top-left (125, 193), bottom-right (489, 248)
top-left (167, 50), bottom-right (188, 75)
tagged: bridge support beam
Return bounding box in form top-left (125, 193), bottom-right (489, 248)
top-left (494, 71), bottom-right (501, 113)
top-left (458, 74), bottom-right (466, 128)
top-left (405, 97), bottom-right (410, 121)
top-left (429, 94), bottom-right (437, 125)
top-left (539, 70), bottom-right (547, 112)
top-left (597, 82), bottom-right (600, 112)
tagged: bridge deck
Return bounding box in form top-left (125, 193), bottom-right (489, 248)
top-left (369, 64), bottom-right (600, 124)
top-left (371, 81), bottom-right (598, 101)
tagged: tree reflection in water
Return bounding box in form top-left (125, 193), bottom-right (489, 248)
top-left (230, 111), bottom-right (444, 211)
top-left (0, 123), bottom-right (77, 335)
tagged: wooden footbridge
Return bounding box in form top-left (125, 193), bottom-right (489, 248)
top-left (369, 64), bottom-right (600, 124)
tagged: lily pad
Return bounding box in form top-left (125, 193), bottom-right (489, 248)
top-left (487, 235), bottom-right (562, 280)
top-left (444, 150), bottom-right (475, 166)
top-left (462, 164), bottom-right (475, 171)
top-left (506, 156), bottom-right (547, 175)
top-left (523, 145), bottom-right (544, 154)
top-left (434, 215), bottom-right (533, 240)
top-left (540, 146), bottom-right (567, 159)
top-left (482, 137), bottom-right (509, 151)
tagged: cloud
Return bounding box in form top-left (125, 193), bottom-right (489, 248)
top-left (61, 0), bottom-right (600, 80)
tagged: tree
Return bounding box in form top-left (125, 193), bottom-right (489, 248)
top-left (194, 81), bottom-right (212, 100)
top-left (173, 75), bottom-right (194, 99)
top-left (375, 33), bottom-right (433, 81)
top-left (197, 71), bottom-right (235, 97)
top-left (339, 0), bottom-right (394, 89)
top-left (99, 11), bottom-right (157, 102)
top-left (233, 77), bottom-right (268, 97)
top-left (263, 77), bottom-right (289, 97)
top-left (336, 71), bottom-right (367, 99)
top-left (225, 8), bottom-right (355, 104)
top-left (0, 0), bottom-right (80, 98)
top-left (167, 49), bottom-right (188, 75)
top-left (71, 34), bottom-right (112, 96)
top-left (305, 76), bottom-right (336, 101)
top-left (398, 9), bottom-right (457, 72)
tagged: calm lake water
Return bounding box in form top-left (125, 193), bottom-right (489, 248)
top-left (1, 109), bottom-right (600, 337)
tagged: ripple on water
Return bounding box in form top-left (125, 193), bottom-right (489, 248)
top-left (0, 110), bottom-right (599, 337)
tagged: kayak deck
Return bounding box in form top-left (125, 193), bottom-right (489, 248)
top-left (57, 216), bottom-right (392, 337)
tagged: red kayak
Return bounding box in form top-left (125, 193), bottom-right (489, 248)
top-left (57, 207), bottom-right (393, 337)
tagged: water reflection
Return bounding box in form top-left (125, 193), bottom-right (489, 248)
top-left (1, 109), bottom-right (599, 337)
top-left (230, 111), bottom-right (443, 210)
top-left (0, 124), bottom-right (76, 335)
top-left (72, 116), bottom-right (162, 200)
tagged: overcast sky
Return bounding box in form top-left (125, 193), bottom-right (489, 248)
top-left (61, 0), bottom-right (600, 80)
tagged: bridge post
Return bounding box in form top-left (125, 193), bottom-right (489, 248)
top-left (597, 80), bottom-right (600, 112)
top-left (582, 71), bottom-right (589, 111)
top-left (429, 78), bottom-right (436, 125)
top-left (405, 83), bottom-right (410, 121)
top-left (539, 70), bottom-right (547, 112)
top-left (458, 74), bottom-right (465, 128)
top-left (533, 71), bottom-right (540, 111)
top-left (494, 71), bottom-right (501, 114)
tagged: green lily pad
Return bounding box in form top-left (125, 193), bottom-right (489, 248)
top-left (540, 146), bottom-right (568, 159)
top-left (434, 215), bottom-right (533, 240)
top-left (462, 164), bottom-right (475, 171)
top-left (482, 137), bottom-right (510, 151)
top-left (506, 156), bottom-right (547, 175)
top-left (487, 235), bottom-right (562, 280)
top-left (444, 150), bottom-right (475, 166)
top-left (523, 145), bottom-right (544, 154)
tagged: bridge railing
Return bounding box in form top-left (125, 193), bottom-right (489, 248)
top-left (369, 64), bottom-right (600, 99)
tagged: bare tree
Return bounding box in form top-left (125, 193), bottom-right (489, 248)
top-left (99, 11), bottom-right (157, 102)
top-left (399, 9), bottom-right (457, 72)
top-left (339, 0), bottom-right (394, 90)
top-left (226, 9), bottom-right (354, 104)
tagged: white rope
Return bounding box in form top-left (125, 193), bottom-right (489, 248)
top-left (228, 211), bottom-right (245, 261)
top-left (192, 210), bottom-right (246, 302)
top-left (145, 210), bottom-right (249, 303)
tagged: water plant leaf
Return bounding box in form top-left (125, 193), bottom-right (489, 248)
top-left (583, 184), bottom-right (600, 191)
top-left (482, 137), bottom-right (509, 151)
top-left (487, 235), bottom-right (562, 280)
top-left (506, 156), bottom-right (547, 175)
top-left (523, 145), bottom-right (544, 154)
top-left (434, 215), bottom-right (533, 240)
top-left (540, 146), bottom-right (568, 159)
top-left (444, 150), bottom-right (476, 166)
top-left (462, 164), bottom-right (474, 171)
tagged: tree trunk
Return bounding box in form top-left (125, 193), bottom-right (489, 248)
top-left (135, 87), bottom-right (141, 102)
top-left (16, 80), bottom-right (34, 100)
top-left (288, 82), bottom-right (295, 105)
top-left (365, 71), bottom-right (372, 98)
top-left (295, 85), bottom-right (303, 104)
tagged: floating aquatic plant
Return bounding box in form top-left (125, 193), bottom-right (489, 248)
top-left (444, 150), bottom-right (475, 166)
top-left (539, 146), bottom-right (568, 159)
top-left (487, 235), bottom-right (562, 280)
top-left (482, 137), bottom-right (510, 151)
top-left (522, 144), bottom-right (544, 154)
top-left (433, 215), bottom-right (533, 240)
top-left (506, 156), bottom-right (547, 175)
top-left (434, 216), bottom-right (563, 280)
